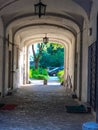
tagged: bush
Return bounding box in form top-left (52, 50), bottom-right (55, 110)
top-left (29, 69), bottom-right (35, 78)
top-left (57, 70), bottom-right (64, 82)
top-left (29, 67), bottom-right (49, 80)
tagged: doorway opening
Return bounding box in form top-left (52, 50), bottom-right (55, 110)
top-left (28, 42), bottom-right (64, 86)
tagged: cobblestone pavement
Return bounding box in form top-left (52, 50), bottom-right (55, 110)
top-left (0, 85), bottom-right (95, 130)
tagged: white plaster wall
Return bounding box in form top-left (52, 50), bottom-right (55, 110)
top-left (5, 29), bottom-right (20, 91)
top-left (19, 49), bottom-right (24, 86)
top-left (13, 69), bottom-right (20, 89)
top-left (14, 36), bottom-right (22, 87)
top-left (4, 30), bottom-right (13, 95)
top-left (64, 44), bottom-right (68, 79)
top-left (75, 20), bottom-right (89, 102)
top-left (4, 43), bottom-right (9, 94)
top-left (13, 46), bottom-right (19, 89)
top-left (71, 38), bottom-right (75, 87)
top-left (11, 34), bottom-right (23, 88)
top-left (81, 20), bottom-right (89, 102)
top-left (9, 30), bottom-right (13, 51)
top-left (0, 17), bottom-right (4, 94)
top-left (26, 46), bottom-right (29, 84)
top-left (76, 33), bottom-right (80, 97)
top-left (68, 38), bottom-right (75, 87)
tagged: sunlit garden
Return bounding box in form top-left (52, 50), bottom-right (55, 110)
top-left (29, 42), bottom-right (64, 84)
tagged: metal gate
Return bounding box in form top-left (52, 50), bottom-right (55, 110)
top-left (88, 42), bottom-right (96, 111)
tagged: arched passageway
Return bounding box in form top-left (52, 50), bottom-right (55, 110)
top-left (0, 0), bottom-right (90, 115)
top-left (11, 18), bottom-right (76, 89)
top-left (2, 0), bottom-right (84, 99)
top-left (28, 42), bottom-right (64, 86)
top-left (0, 0), bottom-right (98, 125)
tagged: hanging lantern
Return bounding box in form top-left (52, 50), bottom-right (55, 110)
top-left (34, 0), bottom-right (47, 18)
top-left (43, 34), bottom-right (49, 44)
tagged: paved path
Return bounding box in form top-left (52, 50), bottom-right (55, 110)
top-left (29, 76), bottom-right (60, 85)
top-left (0, 85), bottom-right (95, 130)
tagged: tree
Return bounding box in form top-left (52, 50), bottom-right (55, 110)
top-left (31, 42), bottom-right (64, 69)
top-left (39, 51), bottom-right (49, 68)
top-left (39, 43), bottom-right (64, 67)
top-left (32, 43), bottom-right (45, 69)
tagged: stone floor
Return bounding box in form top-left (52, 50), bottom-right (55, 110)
top-left (0, 85), bottom-right (95, 130)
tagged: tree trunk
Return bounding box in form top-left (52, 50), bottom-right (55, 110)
top-left (44, 79), bottom-right (47, 85)
top-left (32, 44), bottom-right (43, 69)
top-left (35, 59), bottom-right (39, 69)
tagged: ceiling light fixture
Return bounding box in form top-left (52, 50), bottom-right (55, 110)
top-left (43, 34), bottom-right (49, 44)
top-left (34, 0), bottom-right (47, 18)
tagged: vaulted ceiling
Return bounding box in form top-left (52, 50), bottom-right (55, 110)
top-left (0, 0), bottom-right (93, 46)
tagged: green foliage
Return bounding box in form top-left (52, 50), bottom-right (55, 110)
top-left (30, 66), bottom-right (35, 70)
top-left (46, 43), bottom-right (64, 50)
top-left (29, 69), bottom-right (33, 78)
top-left (29, 67), bottom-right (49, 80)
top-left (39, 51), bottom-right (50, 68)
top-left (57, 70), bottom-right (64, 82)
top-left (39, 43), bottom-right (64, 67)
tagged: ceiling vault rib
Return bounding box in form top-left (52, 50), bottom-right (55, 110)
top-left (0, 0), bottom-right (20, 11)
top-left (6, 13), bottom-right (83, 30)
top-left (13, 23), bottom-right (77, 38)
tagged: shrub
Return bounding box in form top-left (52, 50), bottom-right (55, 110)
top-left (29, 67), bottom-right (49, 80)
top-left (29, 69), bottom-right (33, 78)
top-left (57, 70), bottom-right (64, 82)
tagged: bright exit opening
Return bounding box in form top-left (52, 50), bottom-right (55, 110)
top-left (28, 42), bottom-right (64, 85)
